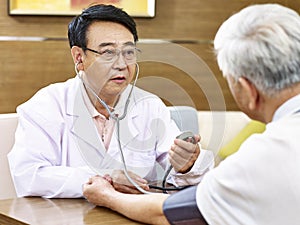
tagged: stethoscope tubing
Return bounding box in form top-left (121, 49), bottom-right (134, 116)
top-left (76, 62), bottom-right (155, 194)
top-left (76, 62), bottom-right (186, 194)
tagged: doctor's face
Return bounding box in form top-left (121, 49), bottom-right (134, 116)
top-left (81, 21), bottom-right (137, 99)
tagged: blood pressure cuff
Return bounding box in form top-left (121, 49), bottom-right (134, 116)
top-left (162, 185), bottom-right (208, 225)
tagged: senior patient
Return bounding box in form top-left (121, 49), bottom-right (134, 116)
top-left (83, 4), bottom-right (300, 225)
top-left (8, 4), bottom-right (214, 198)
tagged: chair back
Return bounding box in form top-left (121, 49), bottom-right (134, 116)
top-left (168, 106), bottom-right (199, 134)
top-left (0, 113), bottom-right (18, 199)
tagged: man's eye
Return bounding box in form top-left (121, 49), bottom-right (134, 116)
top-left (101, 49), bottom-right (116, 56)
top-left (124, 49), bottom-right (135, 56)
top-left (126, 50), bottom-right (134, 55)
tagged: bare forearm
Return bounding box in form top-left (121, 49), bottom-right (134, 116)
top-left (108, 192), bottom-right (170, 225)
top-left (83, 176), bottom-right (169, 224)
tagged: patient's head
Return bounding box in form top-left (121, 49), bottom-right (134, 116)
top-left (214, 4), bottom-right (300, 97)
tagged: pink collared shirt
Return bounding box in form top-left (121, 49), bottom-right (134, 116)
top-left (81, 88), bottom-right (115, 150)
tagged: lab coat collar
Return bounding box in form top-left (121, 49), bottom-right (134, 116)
top-left (67, 77), bottom-right (139, 153)
top-left (110, 84), bottom-right (140, 147)
top-left (68, 77), bottom-right (105, 157)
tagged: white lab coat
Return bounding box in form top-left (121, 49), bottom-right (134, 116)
top-left (8, 76), bottom-right (214, 198)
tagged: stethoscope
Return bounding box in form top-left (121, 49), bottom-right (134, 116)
top-left (75, 62), bottom-right (138, 121)
top-left (75, 62), bottom-right (189, 194)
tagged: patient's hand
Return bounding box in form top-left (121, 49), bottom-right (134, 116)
top-left (169, 134), bottom-right (201, 173)
top-left (83, 175), bottom-right (115, 207)
top-left (111, 170), bottom-right (149, 194)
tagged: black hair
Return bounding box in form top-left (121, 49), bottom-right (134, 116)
top-left (67, 4), bottom-right (138, 48)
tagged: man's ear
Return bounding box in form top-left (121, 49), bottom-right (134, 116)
top-left (71, 46), bottom-right (84, 70)
top-left (238, 77), bottom-right (259, 111)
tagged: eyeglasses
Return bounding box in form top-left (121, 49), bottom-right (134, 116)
top-left (83, 46), bottom-right (141, 63)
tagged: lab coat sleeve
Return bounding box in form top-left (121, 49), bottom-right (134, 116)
top-left (8, 106), bottom-right (95, 198)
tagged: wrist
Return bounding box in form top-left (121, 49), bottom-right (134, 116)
top-left (105, 189), bottom-right (120, 209)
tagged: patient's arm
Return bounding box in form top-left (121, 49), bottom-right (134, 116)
top-left (83, 176), bottom-right (208, 225)
top-left (83, 175), bottom-right (170, 225)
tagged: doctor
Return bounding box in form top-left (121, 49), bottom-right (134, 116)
top-left (8, 4), bottom-right (214, 198)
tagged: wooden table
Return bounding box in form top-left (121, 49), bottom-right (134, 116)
top-left (0, 197), bottom-right (144, 225)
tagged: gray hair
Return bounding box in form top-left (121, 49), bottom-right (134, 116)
top-left (214, 4), bottom-right (300, 96)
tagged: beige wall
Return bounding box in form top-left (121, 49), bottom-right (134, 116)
top-left (1, 0), bottom-right (299, 113)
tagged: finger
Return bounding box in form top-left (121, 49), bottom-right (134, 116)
top-left (169, 145), bottom-right (199, 172)
top-left (194, 134), bottom-right (201, 143)
top-left (169, 149), bottom-right (186, 162)
top-left (112, 170), bottom-right (149, 191)
top-left (170, 149), bottom-right (199, 168)
top-left (127, 171), bottom-right (148, 184)
top-left (114, 183), bottom-right (146, 194)
top-left (170, 144), bottom-right (197, 161)
top-left (112, 173), bottom-right (150, 191)
top-left (170, 155), bottom-right (195, 173)
top-left (170, 145), bottom-right (187, 159)
top-left (87, 178), bottom-right (93, 184)
top-left (103, 174), bottom-right (113, 184)
top-left (82, 183), bottom-right (92, 197)
top-left (90, 175), bottom-right (111, 186)
top-left (89, 175), bottom-right (100, 182)
top-left (169, 156), bottom-right (187, 170)
top-left (169, 150), bottom-right (188, 166)
top-left (113, 177), bottom-right (149, 191)
top-left (173, 139), bottom-right (197, 153)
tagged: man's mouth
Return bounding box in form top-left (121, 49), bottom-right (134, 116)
top-left (110, 76), bottom-right (126, 82)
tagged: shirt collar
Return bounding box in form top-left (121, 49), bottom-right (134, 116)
top-left (272, 94), bottom-right (300, 122)
top-left (80, 84), bottom-right (101, 118)
top-left (80, 83), bottom-right (133, 119)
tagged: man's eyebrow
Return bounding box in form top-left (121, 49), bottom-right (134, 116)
top-left (98, 41), bottom-right (135, 48)
top-left (98, 42), bottom-right (115, 47)
top-left (123, 41), bottom-right (135, 46)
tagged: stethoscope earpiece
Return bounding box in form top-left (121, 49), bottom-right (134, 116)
top-left (75, 62), bottom-right (80, 75)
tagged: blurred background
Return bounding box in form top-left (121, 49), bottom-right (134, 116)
top-left (1, 0), bottom-right (299, 113)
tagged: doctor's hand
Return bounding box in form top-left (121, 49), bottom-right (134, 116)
top-left (83, 175), bottom-right (116, 207)
top-left (169, 134), bottom-right (201, 173)
top-left (111, 170), bottom-right (149, 194)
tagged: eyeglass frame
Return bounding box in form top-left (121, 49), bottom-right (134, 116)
top-left (82, 46), bottom-right (141, 63)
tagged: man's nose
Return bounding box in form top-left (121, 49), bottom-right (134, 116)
top-left (112, 51), bottom-right (127, 69)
